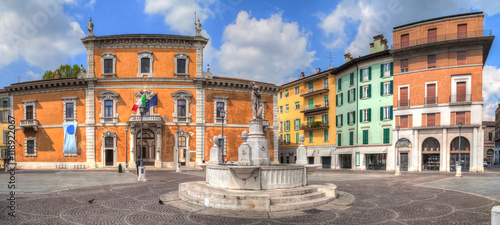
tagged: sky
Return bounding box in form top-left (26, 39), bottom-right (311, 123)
top-left (1, 0), bottom-right (500, 120)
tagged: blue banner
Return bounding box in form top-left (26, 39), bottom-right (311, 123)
top-left (145, 94), bottom-right (158, 111)
top-left (63, 121), bottom-right (77, 154)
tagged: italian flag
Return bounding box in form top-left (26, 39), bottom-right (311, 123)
top-left (131, 94), bottom-right (146, 112)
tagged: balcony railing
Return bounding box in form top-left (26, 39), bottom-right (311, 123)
top-left (300, 104), bottom-right (329, 115)
top-left (20, 119), bottom-right (39, 131)
top-left (129, 114), bottom-right (162, 122)
top-left (300, 84), bottom-right (329, 97)
top-left (398, 99), bottom-right (410, 107)
top-left (425, 97), bottom-right (438, 105)
top-left (301, 121), bottom-right (329, 130)
top-left (393, 30), bottom-right (492, 50)
top-left (450, 94), bottom-right (471, 104)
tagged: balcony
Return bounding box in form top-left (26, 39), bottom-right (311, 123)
top-left (393, 30), bottom-right (492, 50)
top-left (128, 114), bottom-right (162, 122)
top-left (300, 84), bottom-right (329, 97)
top-left (20, 119), bottom-right (39, 131)
top-left (301, 121), bottom-right (329, 130)
top-left (300, 104), bottom-right (329, 115)
top-left (397, 99), bottom-right (410, 108)
top-left (425, 97), bottom-right (438, 106)
top-left (450, 94), bottom-right (471, 105)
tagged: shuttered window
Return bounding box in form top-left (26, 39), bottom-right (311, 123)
top-left (337, 133), bottom-right (341, 146)
top-left (427, 113), bottom-right (436, 127)
top-left (400, 59), bottom-right (408, 72)
top-left (349, 131), bottom-right (354, 145)
top-left (400, 87), bottom-right (408, 107)
top-left (427, 55), bottom-right (436, 68)
top-left (383, 128), bottom-right (390, 144)
top-left (458, 24), bottom-right (467, 39)
top-left (362, 130), bottom-right (369, 145)
top-left (401, 34), bottom-right (409, 48)
top-left (457, 82), bottom-right (466, 102)
top-left (400, 115), bottom-right (409, 128)
top-left (426, 84), bottom-right (436, 104)
top-left (457, 51), bottom-right (466, 65)
top-left (428, 28), bottom-right (437, 43)
top-left (456, 112), bottom-right (466, 125)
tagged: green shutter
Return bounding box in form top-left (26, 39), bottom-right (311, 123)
top-left (347, 112), bottom-right (350, 125)
top-left (380, 82), bottom-right (384, 96)
top-left (336, 95), bottom-right (338, 106)
top-left (353, 88), bottom-right (356, 100)
top-left (353, 111), bottom-right (356, 124)
top-left (368, 67), bottom-right (372, 80)
top-left (336, 116), bottom-right (338, 127)
top-left (285, 90), bottom-right (289, 95)
top-left (390, 80), bottom-right (393, 94)
top-left (296, 132), bottom-right (299, 144)
top-left (359, 110), bottom-right (363, 123)
top-left (368, 84), bottom-right (372, 98)
top-left (363, 130), bottom-right (369, 144)
top-left (341, 114), bottom-right (343, 126)
top-left (368, 108), bottom-right (371, 122)
top-left (383, 128), bottom-right (389, 144)
top-left (341, 93), bottom-right (343, 105)
top-left (350, 73), bottom-right (354, 85)
top-left (337, 133), bottom-right (341, 146)
top-left (380, 64), bottom-right (384, 78)
top-left (390, 62), bottom-right (394, 76)
top-left (308, 99), bottom-right (313, 109)
top-left (347, 90), bottom-right (350, 102)
top-left (294, 119), bottom-right (296, 130)
top-left (338, 78), bottom-right (342, 90)
top-left (360, 69), bottom-right (363, 82)
top-left (309, 131), bottom-right (313, 143)
top-left (390, 106), bottom-right (393, 119)
top-left (380, 106), bottom-right (384, 121)
top-left (359, 86), bottom-right (363, 99)
top-left (349, 131), bottom-right (353, 145)
top-left (324, 130), bottom-right (328, 142)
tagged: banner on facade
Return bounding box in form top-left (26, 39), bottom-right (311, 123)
top-left (63, 121), bottom-right (77, 154)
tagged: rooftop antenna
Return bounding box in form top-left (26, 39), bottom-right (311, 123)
top-left (328, 52), bottom-right (333, 69)
top-left (18, 75), bottom-right (20, 83)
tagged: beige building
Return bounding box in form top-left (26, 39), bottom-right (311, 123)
top-left (483, 121), bottom-right (495, 165)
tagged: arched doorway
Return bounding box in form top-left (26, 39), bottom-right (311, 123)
top-left (487, 149), bottom-right (494, 165)
top-left (450, 136), bottom-right (470, 171)
top-left (422, 137), bottom-right (440, 171)
top-left (396, 138), bottom-right (412, 171)
top-left (136, 129), bottom-right (156, 166)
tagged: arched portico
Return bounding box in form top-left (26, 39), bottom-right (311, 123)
top-left (450, 136), bottom-right (470, 171)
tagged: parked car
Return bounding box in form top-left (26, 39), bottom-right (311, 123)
top-left (484, 161), bottom-right (488, 167)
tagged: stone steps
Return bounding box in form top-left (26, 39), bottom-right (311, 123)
top-left (270, 190), bottom-right (326, 204)
top-left (270, 195), bottom-right (335, 212)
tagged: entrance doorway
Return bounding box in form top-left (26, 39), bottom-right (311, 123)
top-left (400, 153), bottom-right (408, 171)
top-left (105, 150), bottom-right (113, 166)
top-left (422, 137), bottom-right (440, 171)
top-left (136, 129), bottom-right (155, 166)
top-left (339, 154), bottom-right (352, 169)
top-left (308, 157), bottom-right (314, 164)
top-left (366, 154), bottom-right (386, 170)
top-left (450, 136), bottom-right (470, 171)
top-left (322, 157), bottom-right (331, 169)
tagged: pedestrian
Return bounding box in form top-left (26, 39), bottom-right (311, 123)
top-left (135, 158), bottom-right (141, 175)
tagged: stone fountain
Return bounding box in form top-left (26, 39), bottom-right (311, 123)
top-left (176, 83), bottom-right (337, 212)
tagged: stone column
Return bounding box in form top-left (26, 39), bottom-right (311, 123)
top-left (273, 94), bottom-right (279, 164)
top-left (130, 130), bottom-right (135, 168)
top-left (248, 120), bottom-right (270, 165)
top-left (155, 128), bottom-right (162, 168)
top-left (208, 136), bottom-right (222, 165)
top-left (296, 135), bottom-right (307, 165)
top-left (195, 81), bottom-right (205, 164)
top-left (410, 130), bottom-right (419, 171)
top-left (441, 128), bottom-right (448, 172)
top-left (85, 79), bottom-right (96, 168)
top-left (492, 205), bottom-right (500, 225)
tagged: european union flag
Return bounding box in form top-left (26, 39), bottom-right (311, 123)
top-left (63, 121), bottom-right (77, 154)
top-left (145, 94), bottom-right (158, 111)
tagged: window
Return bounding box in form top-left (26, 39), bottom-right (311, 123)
top-left (294, 86), bottom-right (300, 94)
top-left (400, 59), bottom-right (408, 72)
top-left (456, 112), bottom-right (466, 125)
top-left (137, 50), bottom-right (153, 77)
top-left (489, 132), bottom-right (493, 141)
top-left (308, 82), bottom-right (314, 92)
top-left (362, 130), bottom-right (369, 145)
top-left (428, 28), bottom-right (437, 43)
top-left (337, 133), bottom-right (341, 146)
top-left (295, 102), bottom-right (300, 110)
top-left (294, 118), bottom-right (301, 130)
top-left (2, 98), bottom-right (9, 107)
top-left (347, 88), bottom-right (355, 103)
top-left (285, 89), bottom-right (289, 97)
top-left (349, 131), bottom-right (354, 145)
top-left (216, 102), bottom-right (224, 118)
top-left (213, 96), bottom-right (228, 123)
top-left (279, 121), bottom-right (283, 132)
top-left (322, 114), bottom-right (328, 125)
top-left (360, 84), bottom-right (371, 99)
top-left (174, 52), bottom-right (190, 77)
top-left (324, 78), bottom-right (329, 89)
top-left (381, 106), bottom-right (392, 120)
top-left (347, 111), bottom-right (355, 125)
top-left (296, 132), bottom-right (300, 144)
top-left (279, 106), bottom-right (283, 113)
top-left (457, 51), bottom-right (466, 65)
top-left (428, 55), bottom-right (436, 68)
top-left (279, 134), bottom-right (283, 144)
top-left (399, 87), bottom-right (409, 107)
top-left (284, 120), bottom-right (291, 131)
top-left (337, 78), bottom-right (342, 90)
top-left (324, 95), bottom-right (329, 107)
top-left (349, 73), bottom-right (354, 86)
top-left (172, 90), bottom-right (193, 122)
top-left (285, 104), bottom-right (289, 112)
top-left (307, 116), bottom-right (314, 123)
top-left (3, 131), bottom-right (8, 144)
top-left (98, 90), bottom-right (119, 124)
top-left (456, 81), bottom-right (466, 102)
top-left (0, 110), bottom-right (8, 123)
top-left (458, 24), bottom-right (467, 39)
top-left (381, 81), bottom-right (393, 96)
top-left (426, 83), bottom-right (436, 104)
top-left (309, 130), bottom-right (313, 143)
top-left (26, 105), bottom-right (33, 120)
top-left (284, 134), bottom-right (290, 145)
top-left (400, 115), bottom-right (409, 128)
top-left (360, 67), bottom-right (371, 82)
top-left (308, 99), bottom-right (314, 109)
top-left (279, 92), bottom-right (283, 99)
top-left (101, 52), bottom-right (116, 76)
top-left (427, 113), bottom-right (436, 126)
top-left (66, 102), bottom-right (74, 119)
top-left (336, 114), bottom-right (343, 127)
top-left (25, 138), bottom-right (36, 157)
top-left (336, 93), bottom-right (343, 106)
top-left (324, 129), bottom-right (329, 142)
top-left (383, 128), bottom-right (390, 144)
top-left (382, 63), bottom-right (392, 77)
top-left (401, 34), bottom-right (409, 48)
top-left (360, 108), bottom-right (371, 123)
top-left (104, 100), bottom-right (113, 117)
top-left (178, 100), bottom-right (186, 117)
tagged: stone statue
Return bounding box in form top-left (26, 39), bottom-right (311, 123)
top-left (251, 82), bottom-right (263, 120)
top-left (195, 18), bottom-right (202, 36)
top-left (87, 17), bottom-right (94, 36)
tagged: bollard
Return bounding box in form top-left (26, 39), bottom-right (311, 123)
top-left (118, 163), bottom-right (122, 173)
top-left (493, 206), bottom-right (500, 225)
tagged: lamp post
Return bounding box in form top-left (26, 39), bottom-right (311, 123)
top-left (138, 105), bottom-right (146, 181)
top-left (395, 125), bottom-right (401, 176)
top-left (125, 126), bottom-right (129, 173)
top-left (220, 109), bottom-right (226, 164)
top-left (456, 122), bottom-right (462, 177)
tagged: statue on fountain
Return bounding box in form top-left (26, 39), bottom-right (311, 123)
top-left (251, 82), bottom-right (263, 120)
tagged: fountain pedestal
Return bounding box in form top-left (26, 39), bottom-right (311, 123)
top-left (247, 119), bottom-right (270, 166)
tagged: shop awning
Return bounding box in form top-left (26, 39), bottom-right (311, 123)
top-left (362, 147), bottom-right (389, 154)
top-left (307, 148), bottom-right (315, 156)
top-left (317, 149), bottom-right (332, 157)
top-left (333, 148), bottom-right (352, 155)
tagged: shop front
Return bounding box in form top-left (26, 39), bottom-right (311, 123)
top-left (422, 137), bottom-right (440, 171)
top-left (449, 136), bottom-right (470, 172)
top-left (366, 154), bottom-right (386, 170)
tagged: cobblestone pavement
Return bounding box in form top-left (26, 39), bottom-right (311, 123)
top-left (1, 170), bottom-right (498, 224)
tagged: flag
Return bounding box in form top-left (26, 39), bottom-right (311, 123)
top-left (145, 94), bottom-right (157, 111)
top-left (131, 94), bottom-right (146, 112)
top-left (63, 121), bottom-right (77, 154)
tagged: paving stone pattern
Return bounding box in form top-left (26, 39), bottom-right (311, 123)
top-left (0, 170), bottom-right (498, 224)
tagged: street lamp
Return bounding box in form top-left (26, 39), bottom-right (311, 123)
top-left (220, 109), bottom-right (226, 164)
top-left (395, 125), bottom-right (401, 176)
top-left (138, 105), bottom-right (146, 181)
top-left (456, 121), bottom-right (462, 177)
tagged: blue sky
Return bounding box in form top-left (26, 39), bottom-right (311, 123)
top-left (1, 0), bottom-right (500, 120)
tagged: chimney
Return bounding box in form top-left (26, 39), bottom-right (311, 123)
top-left (54, 70), bottom-right (61, 79)
top-left (344, 53), bottom-right (352, 63)
top-left (316, 68), bottom-right (321, 73)
top-left (328, 65), bottom-right (332, 69)
top-left (300, 72), bottom-right (305, 78)
top-left (370, 34), bottom-right (388, 54)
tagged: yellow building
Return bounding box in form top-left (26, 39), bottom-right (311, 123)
top-left (278, 69), bottom-right (336, 168)
top-left (0, 89), bottom-right (10, 169)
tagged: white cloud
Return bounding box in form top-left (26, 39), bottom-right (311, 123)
top-left (319, 0), bottom-right (500, 56)
top-left (215, 11), bottom-right (316, 84)
top-left (482, 65), bottom-right (500, 121)
top-left (26, 70), bottom-right (42, 80)
top-left (0, 0), bottom-right (85, 70)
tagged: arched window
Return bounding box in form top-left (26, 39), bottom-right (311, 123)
top-left (450, 136), bottom-right (470, 151)
top-left (422, 137), bottom-right (440, 152)
top-left (101, 52), bottom-right (116, 77)
top-left (174, 52), bottom-right (189, 78)
top-left (396, 138), bottom-right (412, 148)
top-left (137, 50), bottom-right (154, 77)
top-left (487, 149), bottom-right (494, 156)
top-left (98, 90), bottom-right (119, 124)
top-left (172, 90), bottom-right (192, 123)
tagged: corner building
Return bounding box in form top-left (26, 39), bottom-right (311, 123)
top-left (8, 32), bottom-right (279, 169)
top-left (391, 12), bottom-right (494, 172)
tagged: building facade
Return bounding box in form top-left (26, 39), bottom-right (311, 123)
top-left (0, 89), bottom-right (10, 169)
top-left (391, 12), bottom-right (493, 172)
top-left (278, 69), bottom-right (336, 168)
top-left (483, 121), bottom-right (495, 165)
top-left (8, 27), bottom-right (279, 169)
top-left (495, 105), bottom-right (500, 165)
top-left (333, 35), bottom-right (393, 170)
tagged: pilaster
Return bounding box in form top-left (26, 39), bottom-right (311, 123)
top-left (195, 80), bottom-right (205, 163)
top-left (85, 79), bottom-right (97, 168)
top-left (441, 128), bottom-right (449, 172)
top-left (273, 94), bottom-right (279, 164)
